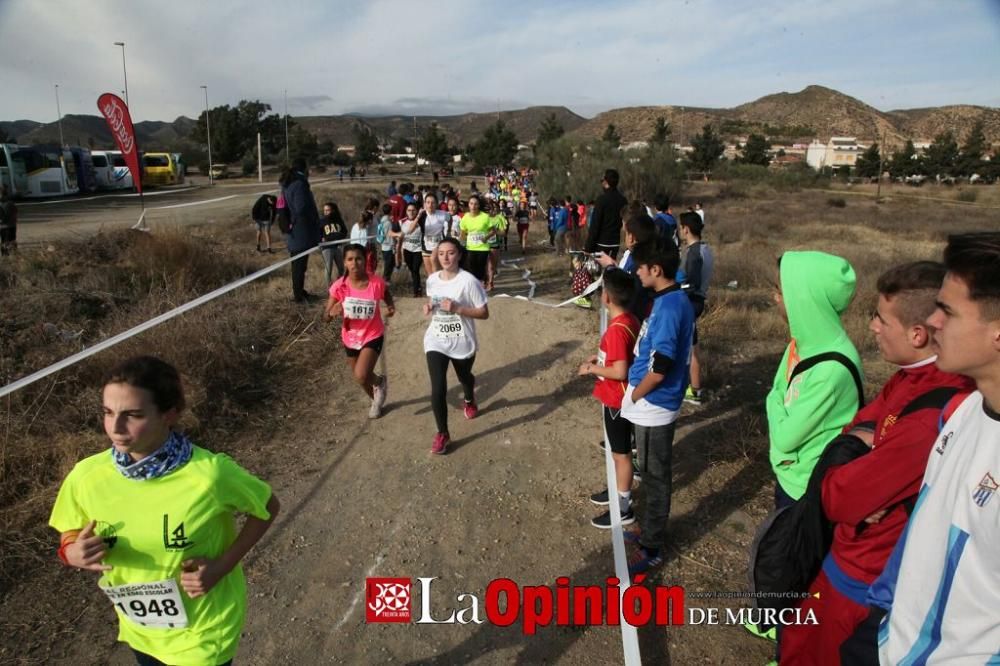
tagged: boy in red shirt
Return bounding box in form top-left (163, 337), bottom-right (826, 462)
top-left (578, 269), bottom-right (640, 528)
top-left (779, 261), bottom-right (974, 664)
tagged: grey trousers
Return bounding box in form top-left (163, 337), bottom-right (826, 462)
top-left (635, 421), bottom-right (676, 552)
top-left (322, 246), bottom-right (344, 285)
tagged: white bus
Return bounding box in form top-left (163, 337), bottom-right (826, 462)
top-left (16, 145), bottom-right (79, 198)
top-left (108, 150), bottom-right (134, 190)
top-left (0, 143), bottom-right (29, 197)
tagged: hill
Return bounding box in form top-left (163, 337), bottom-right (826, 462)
top-left (0, 120), bottom-right (43, 142)
top-left (296, 106), bottom-right (586, 147)
top-left (13, 115), bottom-right (197, 150)
top-left (571, 85), bottom-right (1000, 147)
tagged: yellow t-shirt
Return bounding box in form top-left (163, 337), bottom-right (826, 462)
top-left (460, 212), bottom-right (492, 252)
top-left (49, 445), bottom-right (272, 666)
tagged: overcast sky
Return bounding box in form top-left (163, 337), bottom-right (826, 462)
top-left (2, 0), bottom-right (999, 123)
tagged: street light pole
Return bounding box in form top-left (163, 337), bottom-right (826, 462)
top-left (201, 86), bottom-right (213, 185)
top-left (113, 42), bottom-right (129, 107)
top-left (284, 89), bottom-right (289, 161)
top-left (54, 84), bottom-right (65, 148)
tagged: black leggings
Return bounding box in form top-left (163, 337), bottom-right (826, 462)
top-left (382, 249), bottom-right (395, 281)
top-left (465, 250), bottom-right (489, 282)
top-left (426, 351), bottom-right (476, 434)
top-left (403, 249), bottom-right (423, 296)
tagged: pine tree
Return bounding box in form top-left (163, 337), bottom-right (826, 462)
top-left (688, 124), bottom-right (726, 173)
top-left (739, 133), bottom-right (772, 167)
top-left (536, 113), bottom-right (565, 146)
top-left (650, 117), bottom-right (671, 145)
top-left (854, 143), bottom-right (881, 178)
top-left (602, 123), bottom-right (621, 146)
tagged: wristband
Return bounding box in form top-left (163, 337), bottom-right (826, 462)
top-left (57, 542), bottom-right (73, 565)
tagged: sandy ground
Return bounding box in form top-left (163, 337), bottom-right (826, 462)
top-left (3, 190), bottom-right (779, 666)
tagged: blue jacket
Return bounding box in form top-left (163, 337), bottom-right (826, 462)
top-left (282, 171), bottom-right (321, 254)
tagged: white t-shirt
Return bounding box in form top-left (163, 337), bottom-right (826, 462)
top-left (423, 270), bottom-right (488, 359)
top-left (350, 224), bottom-right (370, 244)
top-left (422, 212), bottom-right (449, 253)
top-left (877, 391), bottom-right (1000, 664)
top-left (401, 217), bottom-right (423, 253)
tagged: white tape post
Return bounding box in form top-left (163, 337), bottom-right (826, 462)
top-left (0, 237), bottom-right (365, 400)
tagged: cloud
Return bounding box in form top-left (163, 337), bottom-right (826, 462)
top-left (0, 0), bottom-right (996, 124)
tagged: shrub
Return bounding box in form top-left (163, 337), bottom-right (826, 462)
top-left (534, 138), bottom-right (685, 208)
top-left (827, 197), bottom-right (847, 208)
top-left (957, 189), bottom-right (978, 203)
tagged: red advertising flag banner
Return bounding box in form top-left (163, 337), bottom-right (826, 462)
top-left (96, 93), bottom-right (142, 194)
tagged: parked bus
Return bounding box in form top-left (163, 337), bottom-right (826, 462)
top-left (15, 145), bottom-right (79, 198)
top-left (0, 143), bottom-right (29, 198)
top-left (90, 150), bottom-right (114, 190)
top-left (69, 147), bottom-right (98, 193)
top-left (108, 150), bottom-right (134, 190)
top-left (141, 152), bottom-right (184, 187)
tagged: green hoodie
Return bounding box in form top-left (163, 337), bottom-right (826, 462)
top-left (765, 251), bottom-right (862, 500)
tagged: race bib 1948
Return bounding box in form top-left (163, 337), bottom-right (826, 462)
top-left (101, 578), bottom-right (189, 628)
top-left (432, 313), bottom-right (464, 339)
top-left (343, 297), bottom-right (377, 320)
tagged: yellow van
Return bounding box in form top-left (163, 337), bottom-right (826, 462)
top-left (141, 152), bottom-right (184, 187)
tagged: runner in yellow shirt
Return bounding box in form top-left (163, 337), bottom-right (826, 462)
top-left (50, 356), bottom-right (279, 666)
top-left (458, 194), bottom-right (494, 287)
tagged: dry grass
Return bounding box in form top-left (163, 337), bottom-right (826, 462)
top-left (0, 227), bottom-right (340, 592)
top-left (697, 183), bottom-right (999, 398)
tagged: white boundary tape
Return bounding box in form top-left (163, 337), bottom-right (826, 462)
top-left (496, 257), bottom-right (641, 663)
top-left (0, 236), bottom-right (370, 400)
top-left (600, 303), bottom-right (643, 666)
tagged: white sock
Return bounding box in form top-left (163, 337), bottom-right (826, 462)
top-left (618, 491), bottom-right (631, 513)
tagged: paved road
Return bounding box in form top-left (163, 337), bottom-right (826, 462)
top-left (14, 175), bottom-right (393, 243)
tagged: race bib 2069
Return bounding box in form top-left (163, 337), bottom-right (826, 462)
top-left (432, 313), bottom-right (465, 339)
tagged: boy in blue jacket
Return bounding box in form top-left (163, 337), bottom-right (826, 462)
top-left (621, 243), bottom-right (694, 576)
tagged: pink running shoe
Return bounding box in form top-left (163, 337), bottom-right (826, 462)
top-left (431, 432), bottom-right (450, 455)
top-left (463, 401), bottom-right (479, 420)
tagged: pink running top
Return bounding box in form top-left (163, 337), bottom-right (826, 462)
top-left (329, 275), bottom-right (387, 350)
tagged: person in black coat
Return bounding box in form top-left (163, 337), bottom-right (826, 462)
top-left (584, 168), bottom-right (628, 259)
top-left (282, 158), bottom-right (322, 302)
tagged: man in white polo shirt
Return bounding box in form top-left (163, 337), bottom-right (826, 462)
top-left (868, 232), bottom-right (1000, 664)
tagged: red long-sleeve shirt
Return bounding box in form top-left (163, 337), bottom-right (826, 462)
top-left (821, 358), bottom-right (973, 583)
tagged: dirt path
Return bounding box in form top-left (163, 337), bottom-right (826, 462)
top-left (4, 190), bottom-right (780, 665)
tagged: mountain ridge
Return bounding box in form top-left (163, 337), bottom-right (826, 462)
top-left (3, 87), bottom-right (998, 152)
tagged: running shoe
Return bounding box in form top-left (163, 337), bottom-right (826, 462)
top-left (573, 297), bottom-right (593, 310)
top-left (683, 386), bottom-right (704, 405)
top-left (591, 508), bottom-right (636, 529)
top-left (463, 400), bottom-right (479, 420)
top-left (374, 375), bottom-right (388, 409)
top-left (368, 397), bottom-right (381, 419)
top-left (743, 621), bottom-right (777, 642)
top-left (628, 546), bottom-right (664, 577)
top-left (589, 489), bottom-right (611, 506)
top-left (431, 432), bottom-right (450, 455)
top-left (589, 489), bottom-right (633, 507)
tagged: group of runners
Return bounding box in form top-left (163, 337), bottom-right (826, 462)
top-left (46, 154), bottom-right (1000, 665)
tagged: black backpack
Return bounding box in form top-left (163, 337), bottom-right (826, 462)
top-left (747, 385), bottom-right (962, 630)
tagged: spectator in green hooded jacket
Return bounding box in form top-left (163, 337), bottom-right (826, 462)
top-left (766, 251), bottom-right (863, 507)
